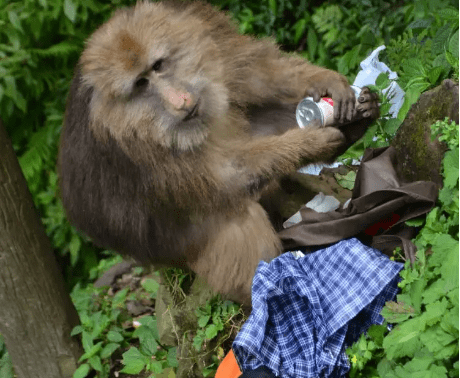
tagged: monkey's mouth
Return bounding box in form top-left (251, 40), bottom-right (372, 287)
top-left (183, 100), bottom-right (200, 121)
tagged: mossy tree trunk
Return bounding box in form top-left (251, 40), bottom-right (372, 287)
top-left (0, 119), bottom-right (81, 378)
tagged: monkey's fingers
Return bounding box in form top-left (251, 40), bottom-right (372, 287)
top-left (356, 89), bottom-right (380, 119)
top-left (334, 86), bottom-right (356, 124)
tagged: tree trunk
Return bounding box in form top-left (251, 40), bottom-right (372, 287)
top-left (0, 120), bottom-right (81, 378)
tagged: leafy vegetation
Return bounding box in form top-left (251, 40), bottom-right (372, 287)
top-left (346, 118), bottom-right (459, 377)
top-left (0, 0), bottom-right (458, 377)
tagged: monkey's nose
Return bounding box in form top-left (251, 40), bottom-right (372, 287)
top-left (166, 88), bottom-right (194, 111)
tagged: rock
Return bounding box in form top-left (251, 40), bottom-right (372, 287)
top-left (391, 79), bottom-right (459, 187)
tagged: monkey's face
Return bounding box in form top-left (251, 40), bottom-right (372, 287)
top-left (80, 2), bottom-right (229, 152)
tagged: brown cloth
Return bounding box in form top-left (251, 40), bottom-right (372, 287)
top-left (278, 147), bottom-right (438, 263)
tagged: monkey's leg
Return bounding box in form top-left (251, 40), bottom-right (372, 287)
top-left (187, 200), bottom-right (281, 306)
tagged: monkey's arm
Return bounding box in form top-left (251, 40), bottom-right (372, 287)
top-left (227, 38), bottom-right (356, 124)
top-left (210, 125), bottom-right (345, 196)
top-left (217, 88), bottom-right (379, 193)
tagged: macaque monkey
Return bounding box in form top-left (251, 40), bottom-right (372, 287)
top-left (58, 1), bottom-right (379, 306)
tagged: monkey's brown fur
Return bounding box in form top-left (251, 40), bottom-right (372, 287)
top-left (59, 1), bottom-right (379, 306)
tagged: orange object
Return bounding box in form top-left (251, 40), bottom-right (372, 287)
top-left (215, 350), bottom-right (242, 378)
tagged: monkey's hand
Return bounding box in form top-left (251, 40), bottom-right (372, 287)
top-left (334, 87), bottom-right (380, 156)
top-left (304, 71), bottom-right (356, 124)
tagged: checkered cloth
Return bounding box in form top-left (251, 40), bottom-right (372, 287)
top-left (233, 238), bottom-right (403, 378)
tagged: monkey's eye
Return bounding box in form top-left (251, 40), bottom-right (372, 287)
top-left (134, 77), bottom-right (149, 89)
top-left (152, 59), bottom-right (164, 72)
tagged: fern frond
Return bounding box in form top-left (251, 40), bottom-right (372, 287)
top-left (30, 41), bottom-right (81, 58)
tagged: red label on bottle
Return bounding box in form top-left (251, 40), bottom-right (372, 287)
top-left (323, 98), bottom-right (334, 106)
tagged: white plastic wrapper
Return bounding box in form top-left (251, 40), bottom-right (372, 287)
top-left (353, 45), bottom-right (405, 119)
top-left (283, 192), bottom-right (341, 229)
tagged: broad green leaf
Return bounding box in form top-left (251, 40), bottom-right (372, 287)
top-left (8, 12), bottom-right (24, 33)
top-left (107, 330), bottom-right (124, 343)
top-left (79, 342), bottom-right (103, 361)
top-left (64, 0), bottom-right (77, 22)
top-left (383, 118), bottom-right (402, 135)
top-left (167, 347), bottom-right (179, 368)
top-left (419, 324), bottom-right (456, 354)
top-left (141, 278), bottom-right (160, 294)
top-left (448, 30), bottom-right (459, 57)
top-left (88, 356), bottom-right (103, 372)
top-left (100, 343), bottom-right (120, 359)
top-left (432, 24), bottom-right (453, 55)
top-left (427, 66), bottom-right (444, 85)
top-left (205, 324), bottom-right (218, 339)
top-left (198, 314), bottom-right (211, 328)
top-left (121, 347), bottom-right (148, 374)
top-left (73, 363), bottom-right (90, 378)
top-left (334, 171), bottom-right (356, 191)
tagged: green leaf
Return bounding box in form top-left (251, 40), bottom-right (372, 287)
top-left (335, 171), bottom-right (356, 190)
top-left (73, 363), bottom-right (90, 378)
top-left (448, 30), bottom-right (459, 57)
top-left (423, 298), bottom-right (449, 326)
top-left (107, 330), bottom-right (124, 343)
top-left (438, 7), bottom-right (459, 21)
top-left (443, 148), bottom-right (459, 189)
top-left (100, 343), bottom-right (120, 359)
top-left (375, 73), bottom-right (391, 89)
top-left (198, 315), bottom-right (211, 328)
top-left (405, 217), bottom-right (424, 227)
top-left (268, 0), bottom-right (277, 16)
top-left (419, 324), bottom-right (456, 354)
top-left (81, 331), bottom-right (94, 353)
top-left (402, 58), bottom-right (426, 77)
top-left (112, 287), bottom-right (129, 307)
top-left (428, 234), bottom-right (458, 269)
top-left (397, 87), bottom-right (421, 121)
top-left (423, 278), bottom-right (449, 304)
top-left (367, 324), bottom-right (387, 347)
top-left (69, 234), bottom-right (81, 266)
top-left (121, 347), bottom-right (147, 374)
top-left (382, 118), bottom-right (402, 135)
top-left (8, 12), bottom-right (24, 33)
top-left (307, 27), bottom-right (318, 60)
top-left (382, 317), bottom-right (425, 359)
top-left (205, 324), bottom-right (218, 340)
top-left (88, 356), bottom-right (103, 372)
top-left (71, 325), bottom-right (83, 336)
top-left (64, 0), bottom-right (77, 22)
top-left (432, 24), bottom-right (453, 55)
top-left (167, 347), bottom-right (179, 368)
top-left (141, 278), bottom-right (160, 294)
top-left (445, 50), bottom-right (459, 70)
top-left (133, 325), bottom-right (159, 356)
top-left (79, 342), bottom-right (103, 361)
top-left (427, 66), bottom-right (444, 85)
top-left (407, 19), bottom-right (431, 29)
top-left (293, 19), bottom-right (306, 44)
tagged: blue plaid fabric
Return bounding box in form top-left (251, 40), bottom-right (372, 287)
top-left (232, 238), bottom-right (403, 378)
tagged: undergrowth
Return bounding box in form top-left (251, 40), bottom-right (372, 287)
top-left (346, 118), bottom-right (459, 377)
